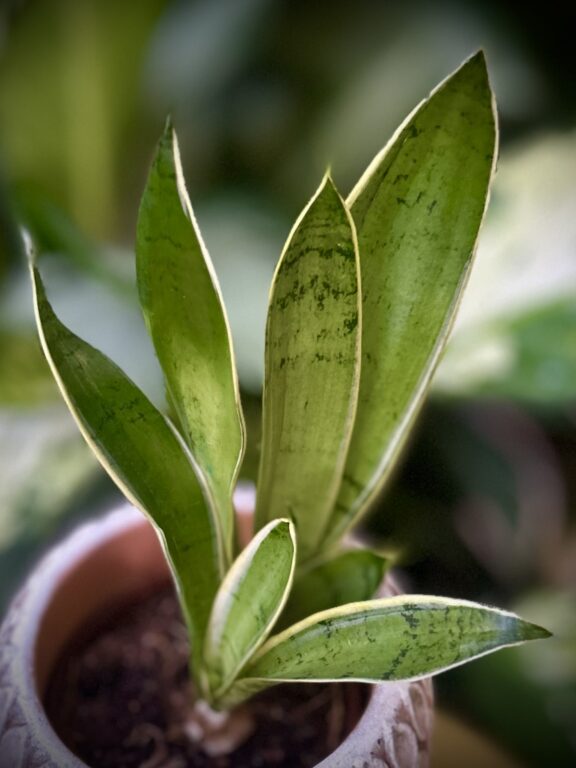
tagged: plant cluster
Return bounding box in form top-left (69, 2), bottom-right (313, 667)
top-left (30, 52), bottom-right (548, 716)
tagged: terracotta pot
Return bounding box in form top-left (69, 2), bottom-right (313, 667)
top-left (0, 502), bottom-right (433, 768)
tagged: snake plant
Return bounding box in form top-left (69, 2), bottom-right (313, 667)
top-left (30, 51), bottom-right (549, 714)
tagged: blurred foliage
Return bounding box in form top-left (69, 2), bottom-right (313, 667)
top-left (436, 132), bottom-right (576, 403)
top-left (438, 590), bottom-right (576, 768)
top-left (0, 0), bottom-right (166, 238)
top-left (364, 399), bottom-right (576, 766)
top-left (0, 330), bottom-right (58, 405)
top-left (365, 401), bottom-right (572, 595)
top-left (1, 0), bottom-right (576, 764)
top-left (0, 407), bottom-right (119, 608)
top-left (0, 170), bottom-right (23, 278)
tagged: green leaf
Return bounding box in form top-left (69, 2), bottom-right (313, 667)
top-left (224, 596), bottom-right (550, 706)
top-left (437, 297), bottom-right (576, 403)
top-left (279, 550), bottom-right (388, 630)
top-left (330, 51), bottom-right (497, 545)
top-left (0, 176), bottom-right (24, 278)
top-left (255, 175), bottom-right (361, 560)
top-left (204, 518), bottom-right (296, 701)
top-left (136, 120), bottom-right (245, 560)
top-left (30, 266), bottom-right (224, 671)
top-left (435, 131), bottom-right (576, 405)
top-left (18, 194), bottom-right (134, 298)
top-left (0, 330), bottom-right (60, 405)
top-left (0, 410), bottom-right (99, 558)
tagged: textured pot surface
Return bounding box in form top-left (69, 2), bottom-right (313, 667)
top-left (0, 504), bottom-right (433, 768)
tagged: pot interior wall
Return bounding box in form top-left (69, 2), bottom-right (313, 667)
top-left (35, 517), bottom-right (168, 697)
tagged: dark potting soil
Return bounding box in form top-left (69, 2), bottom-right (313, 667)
top-left (45, 588), bottom-right (368, 767)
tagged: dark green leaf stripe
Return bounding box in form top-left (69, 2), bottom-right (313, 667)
top-left (204, 518), bottom-right (296, 699)
top-left (240, 596), bottom-right (550, 687)
top-left (136, 120), bottom-right (245, 560)
top-left (31, 266), bottom-right (223, 670)
top-left (330, 52), bottom-right (498, 545)
top-left (255, 175), bottom-right (361, 560)
top-left (279, 550), bottom-right (387, 630)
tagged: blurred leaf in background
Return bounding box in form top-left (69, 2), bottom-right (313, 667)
top-left (1, 0), bottom-right (576, 764)
top-left (0, 0), bottom-right (171, 611)
top-left (439, 591), bottom-right (576, 768)
top-left (365, 401), bottom-right (568, 592)
top-left (436, 132), bottom-right (576, 403)
top-left (0, 409), bottom-right (111, 609)
top-left (0, 0), bottom-right (167, 239)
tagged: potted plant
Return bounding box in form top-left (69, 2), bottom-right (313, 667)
top-left (0, 52), bottom-right (549, 767)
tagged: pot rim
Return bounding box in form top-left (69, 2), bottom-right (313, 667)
top-left (0, 502), bottom-right (433, 768)
top-left (2, 505), bottom-right (145, 768)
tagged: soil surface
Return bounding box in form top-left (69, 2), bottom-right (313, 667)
top-left (45, 587), bottom-right (368, 767)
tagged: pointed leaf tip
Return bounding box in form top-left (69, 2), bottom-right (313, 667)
top-left (322, 167), bottom-right (335, 185)
top-left (468, 48), bottom-right (487, 66)
top-left (314, 171), bottom-right (342, 206)
top-left (521, 621), bottom-right (552, 642)
top-left (24, 231), bottom-right (36, 266)
top-left (163, 114), bottom-right (174, 137)
top-left (500, 609), bottom-right (551, 643)
top-left (452, 49), bottom-right (491, 91)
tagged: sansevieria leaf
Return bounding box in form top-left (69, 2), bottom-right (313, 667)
top-left (204, 518), bottom-right (296, 701)
top-left (31, 266), bottom-right (223, 670)
top-left (329, 51), bottom-right (498, 546)
top-left (255, 175), bottom-right (361, 560)
top-left (223, 596), bottom-right (550, 706)
top-left (136, 120), bottom-right (245, 560)
top-left (279, 550), bottom-right (387, 630)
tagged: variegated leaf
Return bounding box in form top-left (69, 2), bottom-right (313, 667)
top-left (136, 120), bottom-right (245, 560)
top-left (279, 549), bottom-right (387, 629)
top-left (329, 51), bottom-right (497, 547)
top-left (255, 175), bottom-right (361, 560)
top-left (223, 596), bottom-right (550, 707)
top-left (204, 518), bottom-right (296, 700)
top-left (31, 266), bottom-right (223, 673)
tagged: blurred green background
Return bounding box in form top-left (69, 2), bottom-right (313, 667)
top-left (1, 1), bottom-right (575, 765)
